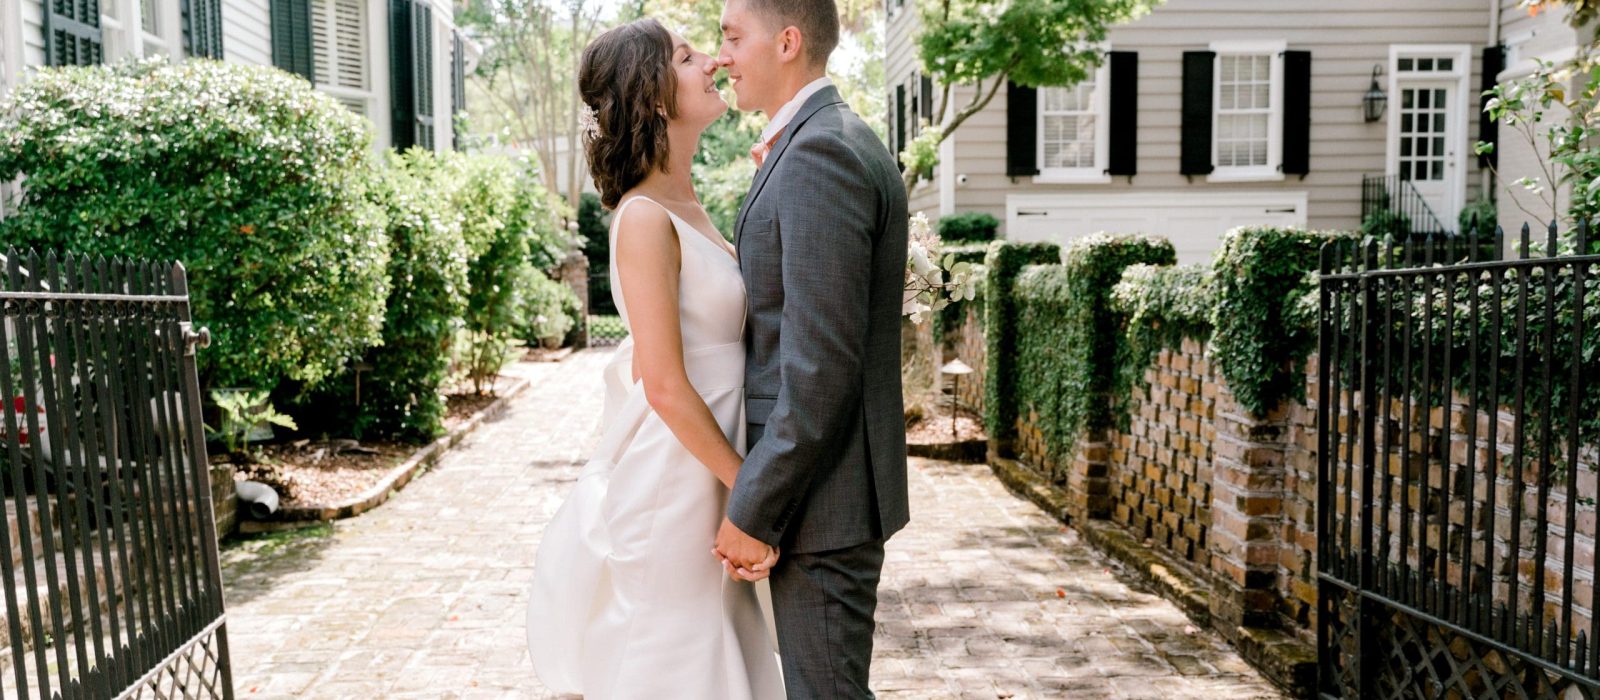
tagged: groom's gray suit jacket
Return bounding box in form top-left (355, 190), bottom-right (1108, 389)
top-left (729, 85), bottom-right (910, 555)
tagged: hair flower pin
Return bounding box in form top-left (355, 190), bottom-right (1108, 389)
top-left (579, 104), bottom-right (601, 142)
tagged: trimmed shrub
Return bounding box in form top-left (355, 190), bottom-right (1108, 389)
top-left (938, 212), bottom-right (1001, 243)
top-left (981, 241), bottom-right (1062, 445)
top-left (1013, 234), bottom-right (1175, 463)
top-left (436, 153), bottom-right (574, 390)
top-left (519, 271), bottom-right (581, 348)
top-left (1111, 263), bottom-right (1215, 395)
top-left (1210, 226), bottom-right (1356, 416)
top-left (0, 59), bottom-right (389, 393)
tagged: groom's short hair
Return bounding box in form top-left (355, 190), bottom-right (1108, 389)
top-left (748, 0), bottom-right (839, 69)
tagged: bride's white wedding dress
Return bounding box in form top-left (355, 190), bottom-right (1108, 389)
top-left (526, 196), bottom-right (785, 699)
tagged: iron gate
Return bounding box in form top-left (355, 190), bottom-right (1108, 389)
top-left (0, 250), bottom-right (233, 699)
top-left (1316, 223), bottom-right (1599, 698)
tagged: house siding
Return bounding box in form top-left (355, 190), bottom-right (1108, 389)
top-left (884, 2), bottom-right (941, 215)
top-left (223, 0), bottom-right (274, 68)
top-left (889, 0), bottom-right (1494, 237)
top-left (1493, 0), bottom-right (1585, 235)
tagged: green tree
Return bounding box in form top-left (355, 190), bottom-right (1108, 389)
top-left (905, 0), bottom-right (1162, 190)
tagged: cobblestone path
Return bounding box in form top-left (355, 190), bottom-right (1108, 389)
top-left (223, 350), bottom-right (1284, 699)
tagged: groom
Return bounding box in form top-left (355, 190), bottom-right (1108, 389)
top-left (709, 0), bottom-right (910, 697)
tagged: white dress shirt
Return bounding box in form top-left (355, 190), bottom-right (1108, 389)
top-left (758, 76), bottom-right (835, 146)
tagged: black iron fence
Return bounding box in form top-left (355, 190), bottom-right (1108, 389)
top-left (0, 250), bottom-right (233, 699)
top-left (1317, 223), bottom-right (1599, 698)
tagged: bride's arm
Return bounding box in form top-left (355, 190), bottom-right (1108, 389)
top-left (614, 201), bottom-right (743, 489)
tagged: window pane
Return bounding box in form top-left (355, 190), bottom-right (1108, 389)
top-left (1399, 58), bottom-right (1414, 71)
top-left (1438, 58), bottom-right (1453, 71)
top-left (141, 0), bottom-right (157, 33)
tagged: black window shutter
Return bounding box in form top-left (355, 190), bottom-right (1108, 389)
top-left (1107, 51), bottom-right (1138, 177)
top-left (895, 83), bottom-right (906, 170)
top-left (1282, 50), bottom-right (1311, 176)
top-left (1180, 51), bottom-right (1215, 176)
top-left (183, 0), bottom-right (225, 58)
top-left (412, 0), bottom-right (435, 150)
top-left (1006, 80), bottom-right (1039, 177)
top-left (44, 0), bottom-right (105, 66)
top-left (389, 0), bottom-right (416, 151)
top-left (271, 0), bottom-right (314, 80)
top-left (908, 75), bottom-right (920, 137)
top-left (920, 73), bottom-right (934, 122)
top-left (1480, 45), bottom-right (1504, 168)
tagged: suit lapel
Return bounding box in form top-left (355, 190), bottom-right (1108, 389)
top-left (735, 86), bottom-right (847, 252)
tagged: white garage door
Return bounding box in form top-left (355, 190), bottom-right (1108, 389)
top-left (1005, 191), bottom-right (1309, 264)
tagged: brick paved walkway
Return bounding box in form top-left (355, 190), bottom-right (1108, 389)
top-left (223, 350), bottom-right (1284, 699)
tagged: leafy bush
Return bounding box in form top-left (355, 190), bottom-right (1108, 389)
top-left (580, 192), bottom-right (617, 315)
top-left (1012, 234), bottom-right (1175, 464)
top-left (1111, 263), bottom-right (1215, 394)
top-left (938, 212), bottom-right (1001, 243)
top-left (437, 153), bottom-right (574, 391)
top-left (981, 241), bottom-right (1062, 445)
top-left (519, 271), bottom-right (581, 348)
top-left (1360, 208), bottom-right (1412, 239)
top-left (334, 151), bottom-right (469, 442)
top-left (1459, 198), bottom-right (1498, 235)
top-left (1210, 226), bottom-right (1356, 416)
top-left (0, 59), bottom-right (389, 393)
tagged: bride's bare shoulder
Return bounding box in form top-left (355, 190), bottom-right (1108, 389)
top-left (612, 194), bottom-right (679, 261)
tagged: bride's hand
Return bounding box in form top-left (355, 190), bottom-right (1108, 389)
top-left (716, 546), bottom-right (779, 582)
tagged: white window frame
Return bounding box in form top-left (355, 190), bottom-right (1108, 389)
top-left (1033, 53), bottom-right (1111, 185)
top-left (310, 0), bottom-right (376, 117)
top-left (1208, 39), bottom-right (1285, 184)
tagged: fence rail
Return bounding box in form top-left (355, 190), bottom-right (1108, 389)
top-left (1317, 223), bottom-right (1599, 698)
top-left (0, 249), bottom-right (233, 699)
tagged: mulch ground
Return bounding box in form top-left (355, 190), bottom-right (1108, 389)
top-left (906, 398), bottom-right (986, 445)
top-left (230, 384), bottom-right (507, 510)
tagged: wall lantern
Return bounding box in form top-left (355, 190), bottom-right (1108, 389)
top-left (1363, 65), bottom-right (1388, 123)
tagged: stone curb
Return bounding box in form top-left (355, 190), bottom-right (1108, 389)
top-left (237, 373), bottom-right (534, 534)
top-left (986, 454), bottom-right (1316, 699)
top-left (906, 439), bottom-right (986, 462)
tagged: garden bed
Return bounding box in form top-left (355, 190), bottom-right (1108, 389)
top-left (233, 374), bottom-right (532, 533)
top-left (906, 399), bottom-right (987, 462)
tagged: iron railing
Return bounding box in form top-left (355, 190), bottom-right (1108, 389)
top-left (1317, 223), bottom-right (1599, 698)
top-left (0, 250), bottom-right (233, 699)
top-left (1361, 174), bottom-right (1455, 239)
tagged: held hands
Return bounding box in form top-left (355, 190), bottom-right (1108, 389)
top-left (713, 517), bottom-right (779, 582)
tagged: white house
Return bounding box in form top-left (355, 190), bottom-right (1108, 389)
top-left (886, 0), bottom-right (1533, 263)
top-left (0, 0), bottom-right (474, 152)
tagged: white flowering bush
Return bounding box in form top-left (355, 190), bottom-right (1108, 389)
top-left (904, 213), bottom-right (981, 324)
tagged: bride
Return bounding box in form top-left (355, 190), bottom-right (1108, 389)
top-left (524, 18), bottom-right (786, 700)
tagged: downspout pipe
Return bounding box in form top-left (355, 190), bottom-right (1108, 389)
top-left (236, 480), bottom-right (281, 519)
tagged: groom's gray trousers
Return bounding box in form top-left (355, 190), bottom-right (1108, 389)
top-left (747, 423), bottom-right (886, 700)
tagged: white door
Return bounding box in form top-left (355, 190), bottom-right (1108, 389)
top-left (1396, 81), bottom-right (1458, 223)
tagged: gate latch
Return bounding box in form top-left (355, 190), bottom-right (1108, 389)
top-left (181, 323), bottom-right (212, 356)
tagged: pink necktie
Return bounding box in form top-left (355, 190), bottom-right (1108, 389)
top-left (750, 130), bottom-right (784, 167)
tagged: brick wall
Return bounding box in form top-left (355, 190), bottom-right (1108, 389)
top-left (1113, 339), bottom-right (1217, 570)
top-left (952, 304), bottom-right (986, 414)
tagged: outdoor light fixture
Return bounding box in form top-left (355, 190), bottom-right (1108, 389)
top-left (1364, 65), bottom-right (1388, 123)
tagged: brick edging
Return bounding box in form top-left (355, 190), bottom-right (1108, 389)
top-left (237, 374), bottom-right (534, 534)
top-left (986, 455), bottom-right (1316, 699)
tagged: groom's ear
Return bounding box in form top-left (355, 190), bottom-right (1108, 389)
top-left (775, 25), bottom-right (805, 65)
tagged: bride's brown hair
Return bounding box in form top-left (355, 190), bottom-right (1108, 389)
top-left (579, 19), bottom-right (680, 209)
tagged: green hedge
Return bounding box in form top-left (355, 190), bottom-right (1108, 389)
top-left (982, 241), bottom-right (1062, 444)
top-left (1211, 227), bottom-right (1356, 416)
top-left (938, 212), bottom-right (1001, 243)
top-left (316, 150), bottom-right (469, 442)
top-left (0, 59), bottom-right (389, 393)
top-left (1012, 234), bottom-right (1175, 463)
top-left (1111, 263), bottom-right (1215, 396)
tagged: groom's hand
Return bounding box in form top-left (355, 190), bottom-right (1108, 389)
top-left (714, 517), bottom-right (777, 581)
